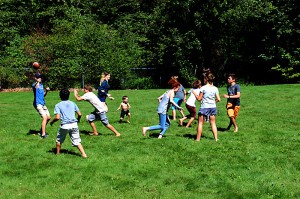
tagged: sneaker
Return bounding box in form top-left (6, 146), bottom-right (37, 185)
top-left (40, 134), bottom-right (48, 139)
top-left (158, 135), bottom-right (163, 139)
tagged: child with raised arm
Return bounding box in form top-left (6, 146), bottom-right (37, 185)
top-left (196, 73), bottom-right (220, 141)
top-left (50, 88), bottom-right (87, 158)
top-left (179, 80), bottom-right (202, 128)
top-left (74, 84), bottom-right (120, 137)
top-left (223, 74), bottom-right (241, 132)
top-left (142, 80), bottom-right (183, 139)
top-left (32, 73), bottom-right (51, 139)
top-left (116, 96), bottom-right (131, 123)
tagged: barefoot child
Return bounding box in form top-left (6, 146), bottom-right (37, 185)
top-left (179, 80), bottom-right (201, 128)
top-left (116, 96), bottom-right (131, 123)
top-left (74, 84), bottom-right (120, 137)
top-left (223, 74), bottom-right (241, 132)
top-left (50, 88), bottom-right (87, 158)
top-left (142, 80), bottom-right (183, 139)
top-left (196, 73), bottom-right (220, 142)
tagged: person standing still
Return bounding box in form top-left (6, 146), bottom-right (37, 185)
top-left (196, 73), bottom-right (220, 141)
top-left (223, 74), bottom-right (241, 133)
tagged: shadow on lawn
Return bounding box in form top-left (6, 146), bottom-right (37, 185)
top-left (27, 129), bottom-right (40, 135)
top-left (48, 148), bottom-right (82, 157)
top-left (217, 127), bottom-right (229, 132)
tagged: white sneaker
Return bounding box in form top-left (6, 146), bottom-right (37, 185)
top-left (158, 135), bottom-right (163, 139)
top-left (86, 115), bottom-right (89, 121)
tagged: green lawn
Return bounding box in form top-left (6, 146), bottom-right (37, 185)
top-left (0, 84), bottom-right (299, 198)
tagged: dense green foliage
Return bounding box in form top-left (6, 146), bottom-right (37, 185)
top-left (0, 85), bottom-right (300, 198)
top-left (0, 0), bottom-right (299, 88)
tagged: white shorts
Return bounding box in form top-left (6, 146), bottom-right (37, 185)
top-left (36, 104), bottom-right (50, 117)
top-left (56, 127), bottom-right (81, 146)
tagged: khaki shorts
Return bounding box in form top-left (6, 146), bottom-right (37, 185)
top-left (226, 103), bottom-right (240, 119)
top-left (36, 104), bottom-right (50, 117)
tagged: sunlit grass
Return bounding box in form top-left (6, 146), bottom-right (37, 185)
top-left (0, 84), bottom-right (299, 198)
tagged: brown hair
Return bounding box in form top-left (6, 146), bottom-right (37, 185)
top-left (84, 84), bottom-right (93, 92)
top-left (192, 80), bottom-right (202, 88)
top-left (204, 72), bottom-right (215, 83)
top-left (228, 73), bottom-right (237, 81)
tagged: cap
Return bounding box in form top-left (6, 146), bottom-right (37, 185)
top-left (34, 73), bottom-right (42, 78)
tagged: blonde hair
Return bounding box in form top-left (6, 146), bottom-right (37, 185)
top-left (100, 72), bottom-right (110, 85)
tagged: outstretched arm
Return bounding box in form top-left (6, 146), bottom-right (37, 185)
top-left (169, 90), bottom-right (183, 110)
top-left (74, 89), bottom-right (84, 101)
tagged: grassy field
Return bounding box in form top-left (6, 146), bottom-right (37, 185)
top-left (0, 84), bottom-right (299, 198)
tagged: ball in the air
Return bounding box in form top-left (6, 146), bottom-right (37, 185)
top-left (33, 62), bottom-right (40, 69)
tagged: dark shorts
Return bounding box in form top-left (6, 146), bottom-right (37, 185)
top-left (120, 110), bottom-right (130, 118)
top-left (185, 104), bottom-right (196, 118)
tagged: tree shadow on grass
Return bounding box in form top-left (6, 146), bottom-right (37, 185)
top-left (27, 129), bottom-right (40, 135)
top-left (48, 148), bottom-right (82, 157)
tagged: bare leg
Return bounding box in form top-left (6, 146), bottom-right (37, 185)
top-left (56, 142), bottom-right (61, 154)
top-left (77, 144), bottom-right (87, 158)
top-left (196, 115), bottom-right (204, 141)
top-left (179, 117), bottom-right (186, 126)
top-left (89, 122), bottom-right (99, 135)
top-left (127, 114), bottom-right (131, 123)
top-left (210, 115), bottom-right (218, 141)
top-left (106, 124), bottom-right (121, 136)
top-left (230, 117), bottom-right (238, 132)
top-left (172, 110), bottom-right (176, 120)
top-left (142, 127), bottom-right (149, 136)
top-left (179, 109), bottom-right (185, 118)
top-left (186, 117), bottom-right (195, 128)
top-left (41, 115), bottom-right (50, 136)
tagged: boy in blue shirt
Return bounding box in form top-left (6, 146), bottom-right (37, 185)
top-left (32, 73), bottom-right (50, 139)
top-left (50, 88), bottom-right (87, 158)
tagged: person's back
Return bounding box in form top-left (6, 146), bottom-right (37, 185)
top-left (55, 100), bottom-right (79, 125)
top-left (200, 84), bottom-right (219, 108)
top-left (50, 88), bottom-right (87, 158)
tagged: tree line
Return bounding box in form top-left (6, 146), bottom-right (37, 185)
top-left (0, 0), bottom-right (299, 89)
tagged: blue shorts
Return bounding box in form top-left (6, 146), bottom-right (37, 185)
top-left (171, 98), bottom-right (183, 110)
top-left (87, 111), bottom-right (109, 126)
top-left (198, 108), bottom-right (217, 121)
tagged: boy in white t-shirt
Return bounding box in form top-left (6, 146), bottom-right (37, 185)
top-left (74, 84), bottom-right (120, 137)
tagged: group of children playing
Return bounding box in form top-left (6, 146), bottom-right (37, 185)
top-left (32, 71), bottom-right (240, 158)
top-left (142, 72), bottom-right (241, 142)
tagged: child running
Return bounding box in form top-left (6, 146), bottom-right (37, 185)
top-left (116, 96), bottom-right (131, 123)
top-left (142, 80), bottom-right (183, 139)
top-left (74, 84), bottom-right (120, 137)
top-left (179, 80), bottom-right (202, 128)
top-left (50, 88), bottom-right (87, 158)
